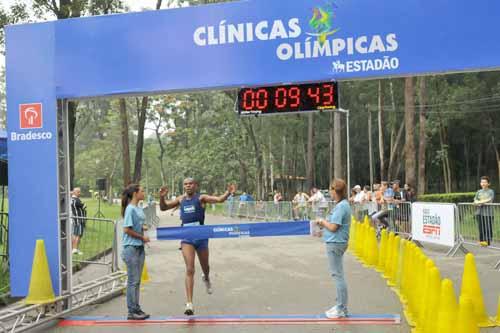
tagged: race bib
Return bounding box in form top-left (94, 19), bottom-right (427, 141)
top-left (184, 221), bottom-right (200, 227)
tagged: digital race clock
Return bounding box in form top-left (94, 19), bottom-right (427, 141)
top-left (237, 81), bottom-right (339, 116)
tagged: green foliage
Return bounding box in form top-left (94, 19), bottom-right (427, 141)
top-left (418, 192), bottom-right (476, 203)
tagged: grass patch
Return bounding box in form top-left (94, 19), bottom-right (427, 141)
top-left (81, 198), bottom-right (121, 221)
top-left (72, 199), bottom-right (119, 269)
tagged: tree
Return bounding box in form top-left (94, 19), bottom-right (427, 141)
top-left (417, 77), bottom-right (427, 194)
top-left (404, 77), bottom-right (417, 188)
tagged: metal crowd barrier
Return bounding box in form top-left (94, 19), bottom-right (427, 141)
top-left (0, 212), bottom-right (8, 262)
top-left (72, 216), bottom-right (117, 272)
top-left (457, 203), bottom-right (500, 251)
top-left (225, 201), bottom-right (294, 221)
top-left (143, 202), bottom-right (160, 228)
top-left (387, 202), bottom-right (412, 237)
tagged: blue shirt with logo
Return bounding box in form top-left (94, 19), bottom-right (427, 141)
top-left (122, 204), bottom-right (145, 247)
top-left (180, 194), bottom-right (205, 226)
top-left (323, 199), bottom-right (351, 243)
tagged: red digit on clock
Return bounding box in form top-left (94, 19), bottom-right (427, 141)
top-left (322, 84), bottom-right (334, 105)
top-left (307, 87), bottom-right (321, 104)
top-left (255, 89), bottom-right (268, 110)
top-left (242, 89), bottom-right (254, 110)
top-left (288, 86), bottom-right (301, 108)
top-left (275, 87), bottom-right (288, 109)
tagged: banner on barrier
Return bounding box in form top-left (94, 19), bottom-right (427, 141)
top-left (411, 202), bottom-right (455, 247)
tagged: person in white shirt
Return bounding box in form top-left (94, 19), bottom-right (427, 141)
top-left (353, 185), bottom-right (365, 203)
top-left (309, 187), bottom-right (328, 218)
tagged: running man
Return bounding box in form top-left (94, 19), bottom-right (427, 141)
top-left (159, 178), bottom-right (236, 315)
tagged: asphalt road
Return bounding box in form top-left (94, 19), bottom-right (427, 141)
top-left (46, 210), bottom-right (500, 333)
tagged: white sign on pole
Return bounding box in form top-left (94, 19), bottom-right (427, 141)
top-left (411, 202), bottom-right (455, 247)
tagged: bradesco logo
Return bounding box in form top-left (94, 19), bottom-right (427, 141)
top-left (20, 103), bottom-right (42, 129)
top-left (11, 103), bottom-right (53, 142)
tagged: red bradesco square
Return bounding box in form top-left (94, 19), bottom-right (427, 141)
top-left (19, 103), bottom-right (43, 129)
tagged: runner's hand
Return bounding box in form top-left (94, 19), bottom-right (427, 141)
top-left (143, 236), bottom-right (151, 243)
top-left (227, 183), bottom-right (237, 194)
top-left (159, 186), bottom-right (169, 197)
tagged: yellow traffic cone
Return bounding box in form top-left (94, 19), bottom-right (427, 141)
top-left (376, 228), bottom-right (388, 272)
top-left (457, 296), bottom-right (479, 333)
top-left (422, 267), bottom-right (442, 333)
top-left (141, 262), bottom-right (151, 284)
top-left (24, 240), bottom-right (56, 305)
top-left (436, 279), bottom-right (458, 333)
top-left (383, 232), bottom-right (395, 279)
top-left (369, 227), bottom-right (379, 267)
top-left (388, 235), bottom-right (400, 287)
top-left (363, 215), bottom-right (370, 225)
top-left (496, 295), bottom-right (500, 325)
top-left (460, 253), bottom-right (495, 327)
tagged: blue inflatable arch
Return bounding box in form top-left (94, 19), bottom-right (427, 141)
top-left (5, 0), bottom-right (500, 296)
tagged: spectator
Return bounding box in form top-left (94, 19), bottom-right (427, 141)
top-left (293, 191), bottom-right (310, 220)
top-left (71, 187), bottom-right (87, 255)
top-left (309, 187), bottom-right (328, 218)
top-left (273, 191), bottom-right (283, 203)
top-left (372, 181), bottom-right (390, 229)
top-left (404, 183), bottom-right (416, 203)
top-left (239, 192), bottom-right (250, 202)
top-left (474, 176), bottom-right (495, 247)
top-left (349, 188), bottom-right (357, 204)
top-left (363, 185), bottom-right (372, 202)
top-left (121, 184), bottom-right (150, 320)
top-left (392, 180), bottom-right (406, 232)
top-left (315, 178), bottom-right (351, 318)
top-left (353, 185), bottom-right (365, 203)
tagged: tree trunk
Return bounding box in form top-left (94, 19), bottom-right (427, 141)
top-left (329, 112), bottom-right (334, 182)
top-left (306, 114), bottom-right (315, 188)
top-left (438, 117), bottom-right (451, 193)
top-left (243, 120), bottom-right (263, 199)
top-left (495, 144), bottom-right (500, 193)
top-left (269, 135), bottom-right (274, 193)
top-left (368, 108), bottom-right (374, 187)
top-left (387, 122), bottom-right (405, 180)
top-left (404, 77), bottom-right (417, 188)
top-left (387, 80), bottom-right (405, 180)
top-left (119, 98), bottom-right (131, 186)
top-left (68, 101), bottom-right (77, 188)
top-left (334, 112), bottom-right (342, 179)
top-left (133, 97), bottom-right (148, 182)
top-left (282, 136), bottom-right (287, 198)
top-left (417, 77), bottom-right (427, 195)
top-left (378, 80), bottom-right (385, 180)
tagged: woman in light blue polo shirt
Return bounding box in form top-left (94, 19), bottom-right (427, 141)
top-left (121, 184), bottom-right (150, 320)
top-left (316, 179), bottom-right (351, 318)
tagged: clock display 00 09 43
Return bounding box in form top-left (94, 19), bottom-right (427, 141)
top-left (237, 82), bottom-right (339, 115)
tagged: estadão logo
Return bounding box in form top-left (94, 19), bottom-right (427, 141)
top-left (19, 103), bottom-right (43, 129)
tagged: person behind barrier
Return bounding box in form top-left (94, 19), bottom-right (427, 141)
top-left (121, 184), bottom-right (150, 320)
top-left (293, 191), bottom-right (310, 220)
top-left (315, 178), bottom-right (351, 318)
top-left (403, 183), bottom-right (416, 203)
top-left (391, 180), bottom-right (405, 231)
top-left (71, 187), bottom-right (87, 255)
top-left (159, 178), bottom-right (236, 315)
top-left (371, 181), bottom-right (389, 229)
top-left (474, 176), bottom-right (495, 247)
top-left (309, 187), bottom-right (328, 218)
